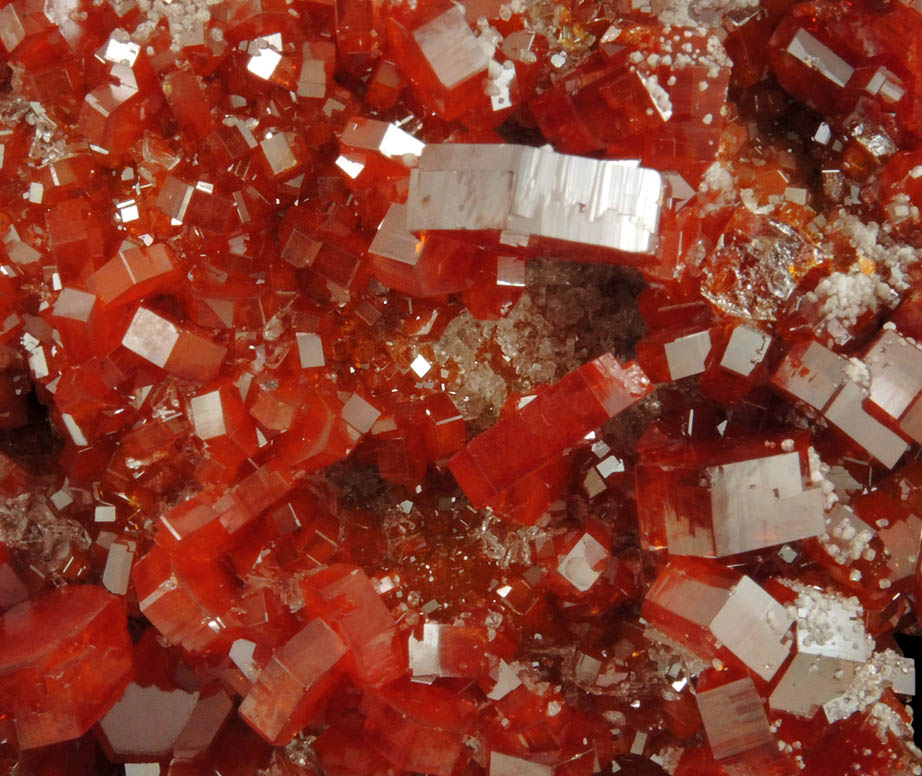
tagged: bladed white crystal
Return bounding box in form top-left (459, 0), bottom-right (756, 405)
top-left (407, 144), bottom-right (663, 255)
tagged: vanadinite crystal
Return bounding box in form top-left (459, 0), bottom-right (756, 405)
top-left (5, 0), bottom-right (922, 772)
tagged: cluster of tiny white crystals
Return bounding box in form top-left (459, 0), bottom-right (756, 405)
top-left (809, 268), bottom-right (894, 346)
top-left (820, 506), bottom-right (875, 567)
top-left (700, 161), bottom-right (736, 198)
top-left (786, 582), bottom-right (873, 659)
top-left (130, 0), bottom-right (221, 47)
top-left (844, 357), bottom-right (871, 390)
top-left (824, 649), bottom-right (915, 724)
top-left (653, 0), bottom-right (758, 26)
top-left (803, 213), bottom-right (922, 345)
top-left (644, 626), bottom-right (711, 678)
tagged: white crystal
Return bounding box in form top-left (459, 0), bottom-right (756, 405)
top-left (489, 751), bottom-right (553, 776)
top-left (122, 307), bottom-right (179, 369)
top-left (664, 330), bottom-right (711, 380)
top-left (102, 541), bottom-right (135, 596)
top-left (556, 532), bottom-right (608, 592)
top-left (342, 393), bottom-right (381, 434)
top-left (412, 7), bottom-right (490, 90)
top-left (407, 144), bottom-right (663, 255)
top-left (190, 390), bottom-right (226, 440)
top-left (709, 452), bottom-right (825, 557)
top-left (296, 332), bottom-right (324, 368)
top-left (720, 325), bottom-right (772, 377)
top-left (786, 27), bottom-right (854, 88)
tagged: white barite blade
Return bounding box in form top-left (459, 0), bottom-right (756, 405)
top-left (406, 144), bottom-right (664, 255)
top-left (412, 6), bottom-right (490, 90)
top-left (122, 307), bottom-right (179, 369)
top-left (408, 621), bottom-right (442, 678)
top-left (770, 653), bottom-right (857, 717)
top-left (489, 751), bottom-right (553, 776)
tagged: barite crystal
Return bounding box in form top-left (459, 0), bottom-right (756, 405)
top-left (406, 144), bottom-right (664, 260)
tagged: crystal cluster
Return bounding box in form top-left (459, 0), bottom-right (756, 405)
top-left (1, 0), bottom-right (922, 774)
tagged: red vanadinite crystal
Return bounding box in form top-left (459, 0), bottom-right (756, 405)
top-left (3, 0), bottom-right (922, 773)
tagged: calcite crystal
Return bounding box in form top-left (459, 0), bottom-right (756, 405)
top-left (2, 0), bottom-right (922, 773)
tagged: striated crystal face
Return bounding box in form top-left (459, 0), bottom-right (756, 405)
top-left (2, 0), bottom-right (922, 773)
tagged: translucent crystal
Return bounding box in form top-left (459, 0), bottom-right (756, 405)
top-left (697, 676), bottom-right (774, 760)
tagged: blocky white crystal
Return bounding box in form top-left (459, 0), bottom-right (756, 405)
top-left (102, 540), bottom-right (135, 596)
top-left (647, 569), bottom-right (793, 680)
top-left (412, 7), bottom-right (490, 90)
top-left (296, 332), bottom-right (324, 369)
top-left (369, 203), bottom-right (424, 266)
top-left (53, 288), bottom-right (96, 321)
top-left (709, 576), bottom-right (794, 680)
top-left (557, 532), bottom-right (608, 592)
top-left (720, 325), bottom-right (772, 376)
top-left (341, 118), bottom-right (425, 160)
top-left (486, 660), bottom-right (522, 701)
top-left (864, 329), bottom-right (922, 419)
top-left (229, 638), bottom-right (260, 681)
top-left (408, 622), bottom-right (442, 678)
top-left (190, 390), bottom-right (226, 440)
top-left (825, 380), bottom-right (907, 468)
top-left (125, 763), bottom-right (167, 776)
top-left (664, 330), bottom-right (711, 380)
top-left (261, 133), bottom-right (298, 176)
top-left (786, 27), bottom-right (854, 88)
top-left (878, 515), bottom-right (922, 581)
top-left (102, 684), bottom-right (198, 761)
top-left (773, 341), bottom-right (848, 410)
top-left (122, 307), bottom-right (179, 369)
top-left (770, 653), bottom-right (857, 717)
top-left (407, 144), bottom-right (663, 255)
top-left (342, 393), bottom-right (381, 434)
top-left (489, 752), bottom-right (553, 776)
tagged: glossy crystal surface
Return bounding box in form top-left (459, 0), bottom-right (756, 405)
top-left (1, 0), bottom-right (922, 773)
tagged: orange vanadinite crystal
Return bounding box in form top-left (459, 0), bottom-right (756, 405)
top-left (0, 585), bottom-right (133, 750)
top-left (3, 0), bottom-right (922, 771)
